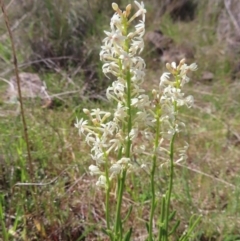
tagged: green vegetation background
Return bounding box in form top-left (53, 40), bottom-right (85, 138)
top-left (0, 0), bottom-right (240, 240)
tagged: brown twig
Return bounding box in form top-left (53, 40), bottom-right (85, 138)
top-left (0, 0), bottom-right (33, 180)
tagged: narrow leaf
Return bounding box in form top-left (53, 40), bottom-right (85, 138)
top-left (168, 210), bottom-right (176, 221)
top-left (123, 228), bottom-right (132, 241)
top-left (168, 220), bottom-right (180, 236)
top-left (145, 222), bottom-right (150, 233)
top-left (122, 205), bottom-right (133, 223)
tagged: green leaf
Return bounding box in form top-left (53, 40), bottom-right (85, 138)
top-left (168, 210), bottom-right (176, 221)
top-left (122, 205), bottom-right (133, 223)
top-left (101, 228), bottom-right (113, 239)
top-left (179, 215), bottom-right (201, 241)
top-left (145, 222), bottom-right (150, 233)
top-left (123, 228), bottom-right (132, 241)
top-left (168, 220), bottom-right (180, 236)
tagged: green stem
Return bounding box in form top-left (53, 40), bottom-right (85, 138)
top-left (104, 153), bottom-right (113, 240)
top-left (0, 195), bottom-right (8, 241)
top-left (114, 68), bottom-right (132, 240)
top-left (149, 156), bottom-right (156, 241)
top-left (114, 170), bottom-right (127, 240)
top-left (126, 69), bottom-right (132, 157)
top-left (106, 183), bottom-right (111, 235)
top-left (158, 195), bottom-right (166, 241)
top-left (164, 133), bottom-right (176, 239)
top-left (149, 107), bottom-right (161, 241)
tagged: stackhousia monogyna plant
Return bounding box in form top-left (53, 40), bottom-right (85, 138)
top-left (76, 1), bottom-right (200, 240)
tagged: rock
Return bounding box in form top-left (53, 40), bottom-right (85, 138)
top-left (5, 72), bottom-right (51, 107)
top-left (201, 71), bottom-right (214, 82)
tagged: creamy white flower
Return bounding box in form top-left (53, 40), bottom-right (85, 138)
top-left (129, 128), bottom-right (139, 141)
top-left (91, 137), bottom-right (107, 155)
top-left (89, 165), bottom-right (102, 175)
top-left (134, 111), bottom-right (154, 127)
top-left (102, 121), bottom-right (118, 136)
top-left (131, 83), bottom-right (145, 96)
top-left (171, 62), bottom-right (177, 70)
top-left (180, 75), bottom-right (190, 86)
top-left (134, 21), bottom-right (145, 37)
top-left (132, 56), bottom-right (146, 70)
top-left (96, 175), bottom-right (107, 188)
top-left (176, 142), bottom-right (189, 163)
top-left (189, 63), bottom-right (198, 71)
top-left (110, 163), bottom-right (122, 175)
top-left (117, 157), bottom-right (131, 164)
top-left (131, 94), bottom-right (151, 109)
top-left (100, 45), bottom-right (116, 61)
top-left (90, 108), bottom-right (110, 122)
top-left (141, 164), bottom-right (147, 169)
top-left (129, 37), bottom-right (144, 54)
top-left (112, 81), bottom-right (125, 97)
top-left (102, 62), bottom-right (120, 77)
top-left (107, 136), bottom-right (123, 153)
top-left (75, 118), bottom-right (89, 135)
top-left (114, 103), bottom-right (128, 122)
top-left (185, 95), bottom-right (194, 108)
top-left (128, 1), bottom-right (147, 23)
top-left (134, 1), bottom-right (146, 21)
top-left (119, 51), bottom-right (134, 69)
top-left (103, 29), bottom-right (126, 47)
top-left (131, 69), bottom-right (145, 83)
top-left (91, 152), bottom-right (105, 164)
top-left (110, 12), bottom-right (122, 30)
top-left (159, 72), bottom-right (171, 89)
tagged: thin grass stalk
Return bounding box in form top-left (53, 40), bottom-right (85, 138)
top-left (0, 195), bottom-right (8, 241)
top-left (0, 0), bottom-right (33, 181)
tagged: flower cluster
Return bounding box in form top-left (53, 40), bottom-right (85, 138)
top-left (158, 60), bottom-right (197, 139)
top-left (75, 1), bottom-right (197, 187)
top-left (76, 1), bottom-right (147, 187)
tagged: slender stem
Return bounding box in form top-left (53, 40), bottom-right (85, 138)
top-left (0, 195), bottom-right (8, 240)
top-left (114, 170), bottom-right (127, 240)
top-left (158, 195), bottom-right (166, 241)
top-left (164, 133), bottom-right (176, 239)
top-left (149, 156), bottom-right (156, 241)
top-left (126, 69), bottom-right (132, 157)
top-left (105, 158), bottom-right (112, 239)
top-left (164, 74), bottom-right (179, 239)
top-left (149, 106), bottom-right (161, 241)
top-left (112, 14), bottom-right (132, 241)
top-left (114, 67), bottom-right (132, 240)
top-left (0, 0), bottom-right (33, 180)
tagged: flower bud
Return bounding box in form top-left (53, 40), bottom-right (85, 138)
top-left (180, 58), bottom-right (186, 65)
top-left (125, 4), bottom-right (131, 17)
top-left (112, 3), bottom-right (118, 11)
top-left (166, 63), bottom-right (172, 72)
top-left (177, 58), bottom-right (186, 71)
top-left (92, 118), bottom-right (98, 125)
top-left (83, 108), bottom-right (90, 115)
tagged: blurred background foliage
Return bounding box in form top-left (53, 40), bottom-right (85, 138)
top-left (0, 0), bottom-right (240, 240)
